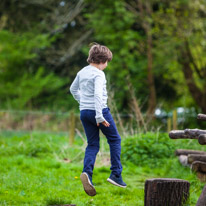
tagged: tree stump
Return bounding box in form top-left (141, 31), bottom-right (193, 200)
top-left (144, 178), bottom-right (190, 206)
top-left (196, 185), bottom-right (206, 206)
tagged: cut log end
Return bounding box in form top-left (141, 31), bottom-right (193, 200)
top-left (198, 134), bottom-right (206, 145)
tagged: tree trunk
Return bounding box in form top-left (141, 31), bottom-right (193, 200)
top-left (146, 31), bottom-right (156, 116)
top-left (196, 185), bottom-right (206, 206)
top-left (137, 0), bottom-right (156, 117)
top-left (144, 178), bottom-right (190, 206)
top-left (180, 41), bottom-right (206, 114)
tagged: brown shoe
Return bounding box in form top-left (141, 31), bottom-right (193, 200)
top-left (80, 172), bottom-right (96, 196)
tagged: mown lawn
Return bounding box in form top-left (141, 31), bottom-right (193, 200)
top-left (0, 131), bottom-right (205, 206)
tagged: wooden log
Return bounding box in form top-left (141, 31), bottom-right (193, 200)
top-left (196, 185), bottom-right (206, 206)
top-left (188, 154), bottom-right (206, 164)
top-left (192, 161), bottom-right (206, 173)
top-left (198, 134), bottom-right (206, 145)
top-left (144, 178), bottom-right (190, 206)
top-left (169, 129), bottom-right (206, 139)
top-left (197, 113), bottom-right (206, 121)
top-left (184, 129), bottom-right (206, 138)
top-left (169, 130), bottom-right (188, 139)
top-left (175, 149), bottom-right (206, 156)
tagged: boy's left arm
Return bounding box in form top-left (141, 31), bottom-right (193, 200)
top-left (70, 74), bottom-right (80, 103)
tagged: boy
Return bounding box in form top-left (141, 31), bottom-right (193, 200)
top-left (70, 43), bottom-right (126, 196)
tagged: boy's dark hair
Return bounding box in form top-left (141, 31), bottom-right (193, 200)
top-left (87, 43), bottom-right (113, 64)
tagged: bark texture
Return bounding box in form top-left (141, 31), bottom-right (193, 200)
top-left (196, 185), bottom-right (206, 206)
top-left (169, 130), bottom-right (189, 139)
top-left (144, 178), bottom-right (190, 206)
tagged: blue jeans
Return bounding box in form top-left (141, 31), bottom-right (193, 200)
top-left (80, 108), bottom-right (123, 177)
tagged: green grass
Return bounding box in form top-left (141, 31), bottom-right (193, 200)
top-left (0, 131), bottom-right (205, 205)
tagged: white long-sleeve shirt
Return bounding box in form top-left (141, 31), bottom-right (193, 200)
top-left (70, 65), bottom-right (108, 123)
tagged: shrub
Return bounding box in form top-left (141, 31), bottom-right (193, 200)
top-left (122, 132), bottom-right (176, 168)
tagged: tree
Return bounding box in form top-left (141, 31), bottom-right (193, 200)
top-left (153, 0), bottom-right (206, 112)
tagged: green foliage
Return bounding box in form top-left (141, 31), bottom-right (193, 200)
top-left (0, 30), bottom-right (66, 109)
top-left (122, 133), bottom-right (176, 167)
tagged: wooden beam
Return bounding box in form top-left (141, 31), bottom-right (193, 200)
top-left (184, 129), bottom-right (206, 138)
top-left (169, 130), bottom-right (188, 139)
top-left (188, 154), bottom-right (206, 164)
top-left (175, 149), bottom-right (206, 156)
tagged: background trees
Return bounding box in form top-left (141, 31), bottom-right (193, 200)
top-left (0, 0), bottom-right (205, 115)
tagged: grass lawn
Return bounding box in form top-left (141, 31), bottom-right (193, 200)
top-left (0, 131), bottom-right (205, 206)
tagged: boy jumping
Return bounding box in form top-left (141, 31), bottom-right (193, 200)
top-left (70, 43), bottom-right (126, 196)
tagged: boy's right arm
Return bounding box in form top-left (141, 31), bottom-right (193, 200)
top-left (70, 74), bottom-right (80, 103)
top-left (94, 73), bottom-right (106, 124)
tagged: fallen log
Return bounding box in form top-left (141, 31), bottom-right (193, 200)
top-left (196, 185), bottom-right (206, 206)
top-left (192, 161), bottom-right (206, 173)
top-left (188, 154), bottom-right (206, 164)
top-left (198, 134), bottom-right (206, 145)
top-left (197, 114), bottom-right (206, 121)
top-left (185, 129), bottom-right (206, 138)
top-left (169, 130), bottom-right (189, 139)
top-left (175, 149), bottom-right (206, 156)
top-left (144, 178), bottom-right (190, 206)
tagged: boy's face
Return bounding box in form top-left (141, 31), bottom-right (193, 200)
top-left (99, 61), bottom-right (108, 70)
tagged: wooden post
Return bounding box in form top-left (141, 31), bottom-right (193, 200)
top-left (144, 178), bottom-right (190, 206)
top-left (167, 117), bottom-right (171, 133)
top-left (172, 110), bottom-right (177, 130)
top-left (69, 110), bottom-right (75, 145)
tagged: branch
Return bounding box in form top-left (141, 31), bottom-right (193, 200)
top-left (57, 29), bottom-right (92, 66)
top-left (197, 114), bottom-right (206, 121)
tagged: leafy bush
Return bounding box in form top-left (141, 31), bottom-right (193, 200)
top-left (122, 132), bottom-right (176, 168)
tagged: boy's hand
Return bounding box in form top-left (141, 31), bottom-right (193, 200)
top-left (97, 120), bottom-right (110, 127)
